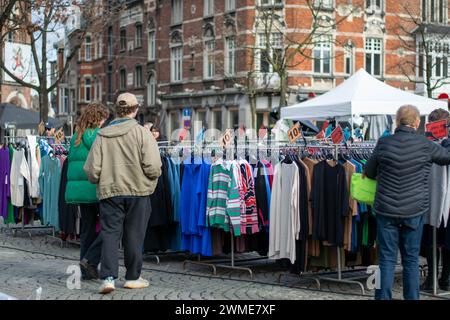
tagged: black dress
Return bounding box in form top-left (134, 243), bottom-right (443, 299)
top-left (311, 160), bottom-right (349, 247)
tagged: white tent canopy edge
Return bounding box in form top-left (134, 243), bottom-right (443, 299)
top-left (281, 69), bottom-right (448, 120)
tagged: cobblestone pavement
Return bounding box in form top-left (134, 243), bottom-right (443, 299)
top-left (0, 228), bottom-right (447, 300)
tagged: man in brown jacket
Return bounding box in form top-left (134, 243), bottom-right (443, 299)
top-left (84, 93), bottom-right (162, 294)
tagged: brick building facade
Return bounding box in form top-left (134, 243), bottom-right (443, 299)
top-left (55, 0), bottom-right (450, 138)
top-left (0, 3), bottom-right (32, 109)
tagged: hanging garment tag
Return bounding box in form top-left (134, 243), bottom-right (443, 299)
top-left (18, 177), bottom-right (24, 186)
top-left (331, 126), bottom-right (344, 144)
top-left (287, 123), bottom-right (302, 143)
top-left (5, 175), bottom-right (7, 185)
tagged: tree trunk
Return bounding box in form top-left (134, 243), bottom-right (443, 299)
top-left (39, 90), bottom-right (49, 123)
top-left (249, 94), bottom-right (257, 130)
top-left (278, 72), bottom-right (287, 112)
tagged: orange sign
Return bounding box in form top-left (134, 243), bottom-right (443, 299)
top-left (287, 123), bottom-right (302, 143)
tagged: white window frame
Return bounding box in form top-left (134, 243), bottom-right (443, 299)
top-left (225, 0), bottom-right (235, 11)
top-left (366, 0), bottom-right (382, 12)
top-left (314, 0), bottom-right (333, 9)
top-left (148, 31), bottom-right (156, 61)
top-left (135, 65), bottom-right (143, 88)
top-left (258, 0), bottom-right (283, 6)
top-left (85, 78), bottom-right (92, 102)
top-left (120, 69), bottom-right (127, 90)
top-left (172, 0), bottom-right (183, 25)
top-left (147, 73), bottom-right (156, 106)
top-left (256, 32), bottom-right (283, 73)
top-left (204, 40), bottom-right (215, 79)
top-left (365, 38), bottom-right (383, 77)
top-left (225, 37), bottom-right (236, 76)
top-left (171, 46), bottom-right (183, 82)
top-left (98, 37), bottom-right (103, 59)
top-left (85, 36), bottom-right (92, 61)
top-left (313, 35), bottom-right (332, 75)
top-left (135, 24), bottom-right (143, 48)
top-left (204, 0), bottom-right (214, 16)
top-left (344, 46), bottom-right (354, 75)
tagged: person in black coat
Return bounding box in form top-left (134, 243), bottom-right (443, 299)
top-left (364, 105), bottom-right (450, 301)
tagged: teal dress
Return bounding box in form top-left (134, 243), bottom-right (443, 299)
top-left (39, 155), bottom-right (62, 230)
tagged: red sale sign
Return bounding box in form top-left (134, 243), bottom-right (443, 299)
top-left (426, 119), bottom-right (448, 140)
top-left (331, 126), bottom-right (344, 144)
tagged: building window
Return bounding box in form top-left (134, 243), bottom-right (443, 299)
top-left (439, 0), bottom-right (445, 23)
top-left (344, 46), bottom-right (354, 75)
top-left (135, 65), bottom-right (143, 88)
top-left (85, 36), bottom-right (92, 61)
top-left (229, 108), bottom-right (239, 129)
top-left (98, 78), bottom-right (102, 101)
top-left (70, 89), bottom-right (76, 114)
top-left (212, 109), bottom-right (222, 130)
top-left (85, 78), bottom-right (92, 102)
top-left (170, 111), bottom-right (180, 133)
top-left (313, 36), bottom-right (332, 74)
top-left (225, 0), bottom-right (235, 11)
top-left (7, 31), bottom-right (14, 42)
top-left (257, 32), bottom-right (283, 73)
top-left (204, 40), bottom-right (215, 79)
top-left (365, 38), bottom-right (382, 77)
top-left (204, 0), bottom-right (214, 16)
top-left (314, 0), bottom-right (333, 9)
top-left (147, 74), bottom-right (156, 106)
top-left (93, 78), bottom-right (97, 100)
top-left (120, 29), bottom-right (126, 51)
top-left (107, 65), bottom-right (113, 100)
top-left (422, 0), bottom-right (427, 21)
top-left (148, 31), bottom-right (156, 61)
top-left (196, 110), bottom-right (207, 126)
top-left (259, 0), bottom-right (283, 6)
top-left (225, 37), bottom-right (236, 76)
top-left (171, 46), bottom-right (183, 82)
top-left (108, 27), bottom-right (113, 60)
top-left (93, 39), bottom-right (98, 60)
top-left (172, 0), bottom-right (183, 25)
top-left (98, 37), bottom-right (103, 59)
top-left (366, 0), bottom-right (382, 11)
top-left (60, 88), bottom-right (69, 114)
top-left (120, 69), bottom-right (126, 90)
top-left (136, 24), bottom-right (142, 48)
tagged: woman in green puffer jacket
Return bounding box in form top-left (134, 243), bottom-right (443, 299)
top-left (66, 102), bottom-right (109, 280)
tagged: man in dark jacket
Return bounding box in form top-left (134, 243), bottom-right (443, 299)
top-left (364, 105), bottom-right (450, 300)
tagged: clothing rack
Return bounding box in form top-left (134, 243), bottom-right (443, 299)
top-left (162, 140), bottom-right (378, 283)
top-left (2, 136), bottom-right (68, 243)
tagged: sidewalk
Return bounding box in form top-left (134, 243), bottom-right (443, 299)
top-left (0, 229), bottom-right (445, 300)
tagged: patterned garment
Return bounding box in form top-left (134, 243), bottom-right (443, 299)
top-left (206, 160), bottom-right (241, 236)
top-left (239, 161), bottom-right (260, 235)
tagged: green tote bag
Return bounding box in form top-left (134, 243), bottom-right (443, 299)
top-left (351, 173), bottom-right (377, 206)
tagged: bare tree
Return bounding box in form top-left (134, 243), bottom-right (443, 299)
top-left (0, 0), bottom-right (19, 30)
top-left (213, 0), bottom-right (358, 128)
top-left (0, 0), bottom-right (120, 122)
top-left (391, 3), bottom-right (450, 98)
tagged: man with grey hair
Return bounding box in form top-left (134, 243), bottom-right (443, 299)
top-left (365, 105), bottom-right (450, 300)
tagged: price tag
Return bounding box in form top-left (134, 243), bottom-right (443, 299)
top-left (331, 126), bottom-right (344, 144)
top-left (426, 119), bottom-right (448, 140)
top-left (221, 129), bottom-right (233, 148)
top-left (287, 123), bottom-right (302, 143)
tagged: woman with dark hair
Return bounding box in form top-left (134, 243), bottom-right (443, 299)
top-left (65, 102), bottom-right (109, 280)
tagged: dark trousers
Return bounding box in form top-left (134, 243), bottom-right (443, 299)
top-left (80, 204), bottom-right (102, 266)
top-left (375, 214), bottom-right (424, 300)
top-left (99, 196), bottom-right (151, 280)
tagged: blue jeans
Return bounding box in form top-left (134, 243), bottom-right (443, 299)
top-left (375, 214), bottom-right (424, 300)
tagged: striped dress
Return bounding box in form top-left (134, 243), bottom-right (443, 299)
top-left (206, 161), bottom-right (241, 236)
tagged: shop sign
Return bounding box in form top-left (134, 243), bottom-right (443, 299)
top-left (287, 123), bottom-right (302, 143)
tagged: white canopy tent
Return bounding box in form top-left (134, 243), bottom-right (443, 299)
top-left (281, 69), bottom-right (447, 120)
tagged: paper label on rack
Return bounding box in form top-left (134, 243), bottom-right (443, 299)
top-left (5, 175), bottom-right (7, 185)
top-left (18, 177), bottom-right (23, 186)
top-left (254, 167), bottom-right (258, 178)
top-left (287, 123), bottom-right (302, 143)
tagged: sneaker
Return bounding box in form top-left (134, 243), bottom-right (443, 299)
top-left (439, 277), bottom-right (450, 291)
top-left (420, 276), bottom-right (433, 292)
top-left (123, 277), bottom-right (149, 289)
top-left (79, 259), bottom-right (99, 280)
top-left (99, 277), bottom-right (115, 294)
